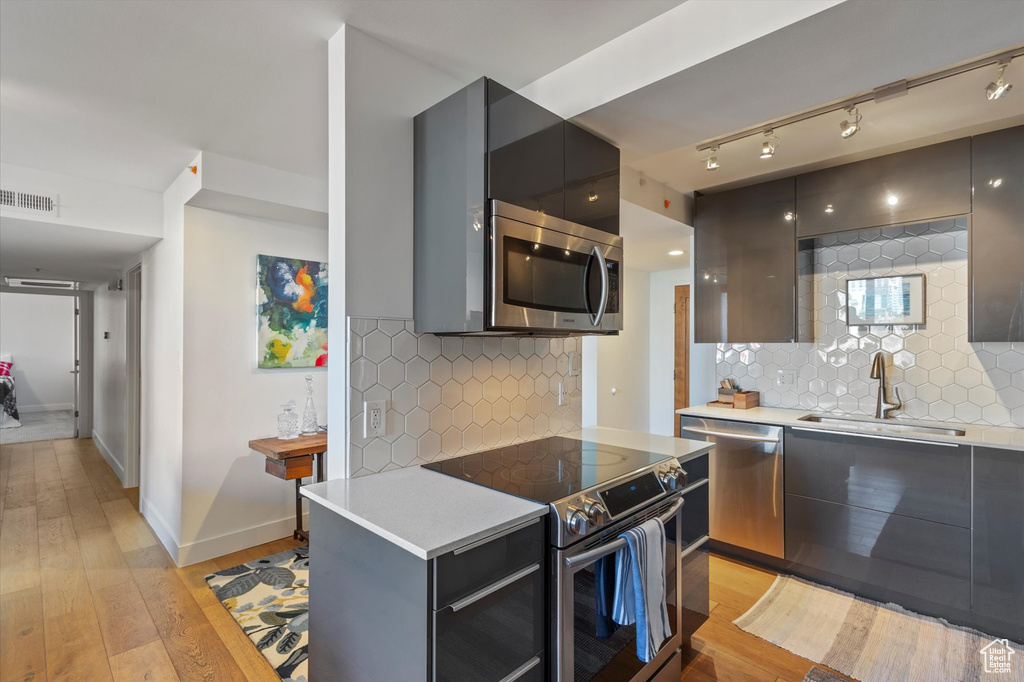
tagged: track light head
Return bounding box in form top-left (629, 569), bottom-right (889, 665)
top-left (839, 107), bottom-right (862, 139)
top-left (759, 131), bottom-right (778, 159)
top-left (987, 61), bottom-right (1013, 100)
top-left (701, 146), bottom-right (720, 171)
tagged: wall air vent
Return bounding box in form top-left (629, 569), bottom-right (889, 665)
top-left (0, 188), bottom-right (59, 216)
top-left (3, 277), bottom-right (79, 290)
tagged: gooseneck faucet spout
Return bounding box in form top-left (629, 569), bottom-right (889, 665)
top-left (870, 351), bottom-right (902, 419)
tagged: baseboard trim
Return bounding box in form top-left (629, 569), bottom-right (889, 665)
top-left (19, 403), bottom-right (75, 414)
top-left (176, 513), bottom-right (310, 567)
top-left (91, 430), bottom-right (125, 482)
top-left (140, 496), bottom-right (182, 566)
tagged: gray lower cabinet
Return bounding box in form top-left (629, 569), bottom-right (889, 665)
top-left (785, 427), bottom-right (971, 528)
top-left (693, 178), bottom-right (798, 343)
top-left (970, 124), bottom-right (1024, 342)
top-left (972, 446), bottom-right (1024, 641)
top-left (795, 137), bottom-right (971, 237)
top-left (783, 427), bottom-right (973, 618)
top-left (784, 494), bottom-right (972, 614)
top-left (309, 503), bottom-right (545, 682)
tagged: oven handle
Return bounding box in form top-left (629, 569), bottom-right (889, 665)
top-left (564, 497), bottom-right (684, 569)
top-left (589, 245), bottom-right (609, 326)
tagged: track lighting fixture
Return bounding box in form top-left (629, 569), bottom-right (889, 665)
top-left (839, 107), bottom-right (862, 138)
top-left (759, 131), bottom-right (778, 159)
top-left (701, 147), bottom-right (720, 171)
top-left (986, 60), bottom-right (1012, 100)
top-left (588, 189), bottom-right (599, 202)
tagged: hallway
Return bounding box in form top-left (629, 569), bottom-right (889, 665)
top-left (0, 437), bottom-right (302, 681)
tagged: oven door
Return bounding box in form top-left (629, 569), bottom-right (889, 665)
top-left (491, 215), bottom-right (623, 333)
top-left (555, 496), bottom-right (683, 682)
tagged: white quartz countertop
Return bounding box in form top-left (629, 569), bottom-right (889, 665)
top-left (301, 427), bottom-right (713, 559)
top-left (300, 467), bottom-right (546, 560)
top-left (676, 404), bottom-right (1024, 452)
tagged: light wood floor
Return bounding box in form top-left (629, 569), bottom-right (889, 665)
top-left (683, 554), bottom-right (852, 682)
top-left (1, 436), bottom-right (846, 682)
top-left (0, 437), bottom-right (303, 682)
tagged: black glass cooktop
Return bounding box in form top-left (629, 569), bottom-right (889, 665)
top-left (422, 436), bottom-right (673, 505)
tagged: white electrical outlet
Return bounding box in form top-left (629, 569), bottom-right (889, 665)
top-left (364, 400), bottom-right (387, 438)
top-left (777, 369), bottom-right (797, 387)
top-left (567, 351), bottom-right (577, 376)
top-left (558, 381), bottom-right (566, 406)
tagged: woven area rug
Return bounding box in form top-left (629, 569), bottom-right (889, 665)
top-left (736, 575), bottom-right (1024, 682)
top-left (205, 545), bottom-right (309, 682)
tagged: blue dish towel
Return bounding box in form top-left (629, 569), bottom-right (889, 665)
top-left (594, 555), bottom-right (618, 638)
top-left (612, 518), bottom-right (672, 663)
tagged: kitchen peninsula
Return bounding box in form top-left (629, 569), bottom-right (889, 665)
top-left (301, 427), bottom-right (714, 682)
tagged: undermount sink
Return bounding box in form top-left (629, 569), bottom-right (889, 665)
top-left (797, 414), bottom-right (967, 438)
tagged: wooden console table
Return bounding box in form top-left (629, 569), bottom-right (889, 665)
top-left (249, 433), bottom-right (327, 541)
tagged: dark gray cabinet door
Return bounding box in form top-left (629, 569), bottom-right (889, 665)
top-left (487, 80), bottom-right (564, 218)
top-left (564, 122), bottom-right (619, 234)
top-left (785, 494), bottom-right (971, 614)
top-left (694, 178), bottom-right (797, 343)
top-left (795, 137), bottom-right (971, 237)
top-left (785, 428), bottom-right (971, 528)
top-left (970, 125), bottom-right (1024, 342)
top-left (972, 446), bottom-right (1024, 639)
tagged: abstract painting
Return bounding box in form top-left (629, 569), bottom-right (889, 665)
top-left (257, 255), bottom-right (328, 368)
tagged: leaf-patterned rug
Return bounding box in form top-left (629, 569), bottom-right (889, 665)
top-left (205, 545), bottom-right (310, 682)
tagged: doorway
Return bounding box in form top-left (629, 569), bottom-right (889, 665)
top-left (674, 285), bottom-right (690, 436)
top-left (125, 264), bottom-right (142, 498)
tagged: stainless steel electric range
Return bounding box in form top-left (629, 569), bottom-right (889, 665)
top-left (425, 435), bottom-right (711, 682)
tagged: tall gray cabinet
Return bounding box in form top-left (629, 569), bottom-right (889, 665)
top-left (970, 125), bottom-right (1024, 342)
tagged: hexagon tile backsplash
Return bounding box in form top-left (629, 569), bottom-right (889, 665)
top-left (717, 219), bottom-right (1024, 427)
top-left (349, 318), bottom-right (582, 477)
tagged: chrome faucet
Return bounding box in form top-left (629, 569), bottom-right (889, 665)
top-left (870, 351), bottom-right (902, 419)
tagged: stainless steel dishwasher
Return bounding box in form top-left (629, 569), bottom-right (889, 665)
top-left (678, 416), bottom-right (784, 558)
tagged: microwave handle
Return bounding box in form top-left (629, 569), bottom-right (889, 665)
top-left (590, 245), bottom-right (609, 326)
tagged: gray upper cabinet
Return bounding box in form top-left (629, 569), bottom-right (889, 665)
top-left (970, 125), bottom-right (1024, 342)
top-left (795, 137), bottom-right (971, 237)
top-left (694, 178), bottom-right (797, 343)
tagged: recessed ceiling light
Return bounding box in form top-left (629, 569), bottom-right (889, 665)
top-left (825, 204), bottom-right (834, 213)
top-left (760, 130), bottom-right (778, 159)
top-left (986, 60), bottom-right (1012, 100)
top-left (783, 211), bottom-right (795, 221)
top-left (989, 178), bottom-right (1003, 188)
top-left (668, 250), bottom-right (684, 256)
top-left (886, 194), bottom-right (899, 206)
top-left (839, 106), bottom-right (862, 139)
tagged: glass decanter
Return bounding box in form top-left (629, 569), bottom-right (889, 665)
top-left (301, 374), bottom-right (319, 436)
top-left (277, 403), bottom-right (299, 440)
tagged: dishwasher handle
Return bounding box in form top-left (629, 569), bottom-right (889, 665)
top-left (681, 426), bottom-right (781, 444)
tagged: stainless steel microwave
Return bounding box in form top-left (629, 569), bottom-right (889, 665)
top-left (490, 201), bottom-right (622, 334)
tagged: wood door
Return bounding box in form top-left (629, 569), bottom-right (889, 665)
top-left (674, 285), bottom-right (690, 435)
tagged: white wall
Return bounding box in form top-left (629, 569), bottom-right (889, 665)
top-left (0, 291), bottom-right (75, 411)
top-left (648, 265), bottom-right (717, 436)
top-left (583, 267), bottom-right (651, 432)
top-left (139, 160), bottom-right (200, 560)
top-left (180, 207), bottom-right (328, 564)
top-left (330, 24), bottom-right (463, 477)
top-left (342, 26), bottom-right (463, 320)
top-left (0, 163), bottom-right (162, 237)
top-left (93, 283), bottom-right (127, 478)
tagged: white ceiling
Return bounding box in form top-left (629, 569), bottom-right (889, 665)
top-left (637, 59), bottom-right (1024, 195)
top-left (620, 201), bottom-right (692, 273)
top-left (574, 0), bottom-right (1024, 194)
top-left (0, 217), bottom-right (159, 288)
top-left (0, 0), bottom-right (680, 192)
